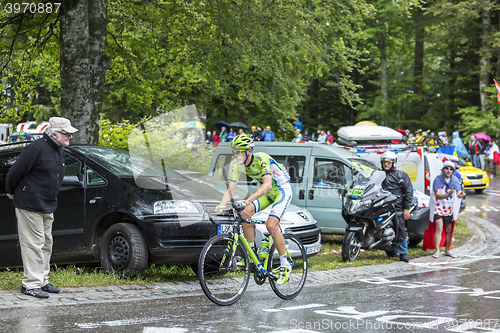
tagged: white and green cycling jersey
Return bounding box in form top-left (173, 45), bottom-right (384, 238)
top-left (229, 152), bottom-right (291, 221)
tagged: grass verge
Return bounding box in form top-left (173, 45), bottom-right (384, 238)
top-left (308, 218), bottom-right (473, 270)
top-left (0, 218), bottom-right (473, 291)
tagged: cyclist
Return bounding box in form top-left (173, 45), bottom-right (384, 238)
top-left (216, 134), bottom-right (292, 284)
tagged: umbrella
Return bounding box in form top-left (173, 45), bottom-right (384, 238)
top-left (229, 122), bottom-right (248, 129)
top-left (214, 121), bottom-right (230, 131)
top-left (475, 133), bottom-right (491, 141)
top-left (184, 121), bottom-right (206, 129)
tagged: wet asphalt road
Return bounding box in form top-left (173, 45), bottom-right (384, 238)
top-left (1, 179), bottom-right (500, 332)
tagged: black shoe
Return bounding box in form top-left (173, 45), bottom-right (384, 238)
top-left (21, 285), bottom-right (49, 299)
top-left (41, 283), bottom-right (60, 293)
top-left (399, 253), bottom-right (410, 262)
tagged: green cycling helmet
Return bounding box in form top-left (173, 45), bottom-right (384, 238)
top-left (231, 134), bottom-right (255, 152)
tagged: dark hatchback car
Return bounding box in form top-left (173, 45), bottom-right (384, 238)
top-left (0, 143), bottom-right (232, 276)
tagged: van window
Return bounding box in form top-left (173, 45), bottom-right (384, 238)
top-left (313, 159), bottom-right (348, 188)
top-left (271, 155), bottom-right (306, 183)
top-left (396, 161), bottom-right (418, 182)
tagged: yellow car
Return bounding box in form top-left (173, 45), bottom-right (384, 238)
top-left (458, 157), bottom-right (489, 193)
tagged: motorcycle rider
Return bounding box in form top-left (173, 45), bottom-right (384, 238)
top-left (380, 151), bottom-right (413, 262)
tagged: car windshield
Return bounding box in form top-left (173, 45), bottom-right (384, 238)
top-left (458, 157), bottom-right (470, 167)
top-left (71, 146), bottom-right (186, 179)
top-left (182, 172), bottom-right (248, 200)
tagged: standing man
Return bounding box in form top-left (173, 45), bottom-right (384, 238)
top-left (380, 151), bottom-right (413, 262)
top-left (468, 135), bottom-right (482, 168)
top-left (449, 155), bottom-right (464, 189)
top-left (6, 117), bottom-right (78, 298)
top-left (428, 161), bottom-right (466, 258)
top-left (255, 126), bottom-right (264, 141)
top-left (488, 140), bottom-right (499, 178)
top-left (262, 126), bottom-right (275, 142)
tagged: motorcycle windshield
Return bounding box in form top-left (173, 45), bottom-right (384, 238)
top-left (350, 170), bottom-right (386, 195)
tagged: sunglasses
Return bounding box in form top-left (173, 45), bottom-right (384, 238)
top-left (443, 167), bottom-right (454, 171)
top-left (57, 131), bottom-right (73, 138)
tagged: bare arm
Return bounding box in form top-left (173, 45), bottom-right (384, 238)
top-left (435, 188), bottom-right (455, 200)
top-left (219, 181), bottom-right (238, 206)
top-left (244, 174), bottom-right (273, 205)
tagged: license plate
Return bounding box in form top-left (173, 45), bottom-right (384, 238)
top-left (470, 180), bottom-right (483, 185)
top-left (305, 243), bottom-right (322, 254)
top-left (218, 224), bottom-right (232, 234)
top-left (349, 189), bottom-right (363, 196)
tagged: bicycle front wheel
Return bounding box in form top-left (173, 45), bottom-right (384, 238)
top-left (268, 233), bottom-right (307, 300)
top-left (198, 234), bottom-right (250, 306)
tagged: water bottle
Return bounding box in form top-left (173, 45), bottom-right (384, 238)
top-left (260, 238), bottom-right (270, 259)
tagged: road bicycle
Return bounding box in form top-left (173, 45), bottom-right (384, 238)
top-left (197, 203), bottom-right (308, 306)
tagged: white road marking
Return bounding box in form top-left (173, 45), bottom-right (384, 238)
top-left (263, 303), bottom-right (325, 312)
top-left (460, 254), bottom-right (500, 259)
top-left (143, 329), bottom-right (188, 333)
top-left (270, 328), bottom-right (320, 333)
top-left (488, 270), bottom-right (500, 273)
top-left (75, 317), bottom-right (165, 329)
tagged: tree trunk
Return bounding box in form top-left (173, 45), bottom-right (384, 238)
top-left (497, 13), bottom-right (500, 79)
top-left (479, 2), bottom-right (491, 112)
top-left (413, 6), bottom-right (424, 120)
top-left (377, 21), bottom-right (388, 122)
top-left (60, 0), bottom-right (108, 144)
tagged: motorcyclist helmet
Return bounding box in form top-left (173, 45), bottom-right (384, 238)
top-left (230, 134), bottom-right (255, 153)
top-left (380, 151), bottom-right (397, 169)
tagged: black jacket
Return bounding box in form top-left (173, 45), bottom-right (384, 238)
top-left (6, 133), bottom-right (65, 214)
top-left (382, 168), bottom-right (413, 211)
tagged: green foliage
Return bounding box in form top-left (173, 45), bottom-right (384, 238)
top-left (100, 110), bottom-right (213, 173)
top-left (99, 117), bottom-right (138, 150)
top-left (457, 85), bottom-right (500, 140)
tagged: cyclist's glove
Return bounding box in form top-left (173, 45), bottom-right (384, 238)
top-left (235, 201), bottom-right (247, 212)
top-left (214, 204), bottom-right (226, 213)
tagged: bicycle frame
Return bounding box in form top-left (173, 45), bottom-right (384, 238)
top-left (221, 209), bottom-right (293, 281)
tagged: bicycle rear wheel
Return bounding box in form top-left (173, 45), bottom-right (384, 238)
top-left (268, 233), bottom-right (307, 300)
top-left (198, 234), bottom-right (250, 305)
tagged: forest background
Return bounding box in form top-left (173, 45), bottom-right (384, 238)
top-left (1, 0), bottom-right (500, 145)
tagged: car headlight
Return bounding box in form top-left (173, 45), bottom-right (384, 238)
top-left (348, 199), bottom-right (372, 215)
top-left (154, 200), bottom-right (199, 214)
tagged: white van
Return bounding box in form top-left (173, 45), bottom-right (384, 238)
top-left (337, 125), bottom-right (444, 195)
top-left (17, 121), bottom-right (50, 136)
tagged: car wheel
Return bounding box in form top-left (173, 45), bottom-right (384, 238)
top-left (475, 189), bottom-right (484, 194)
top-left (100, 223), bottom-right (149, 277)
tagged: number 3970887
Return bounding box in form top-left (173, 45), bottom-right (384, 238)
top-left (3, 3), bottom-right (61, 14)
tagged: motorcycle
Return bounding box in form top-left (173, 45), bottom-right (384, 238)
top-left (340, 169), bottom-right (416, 262)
